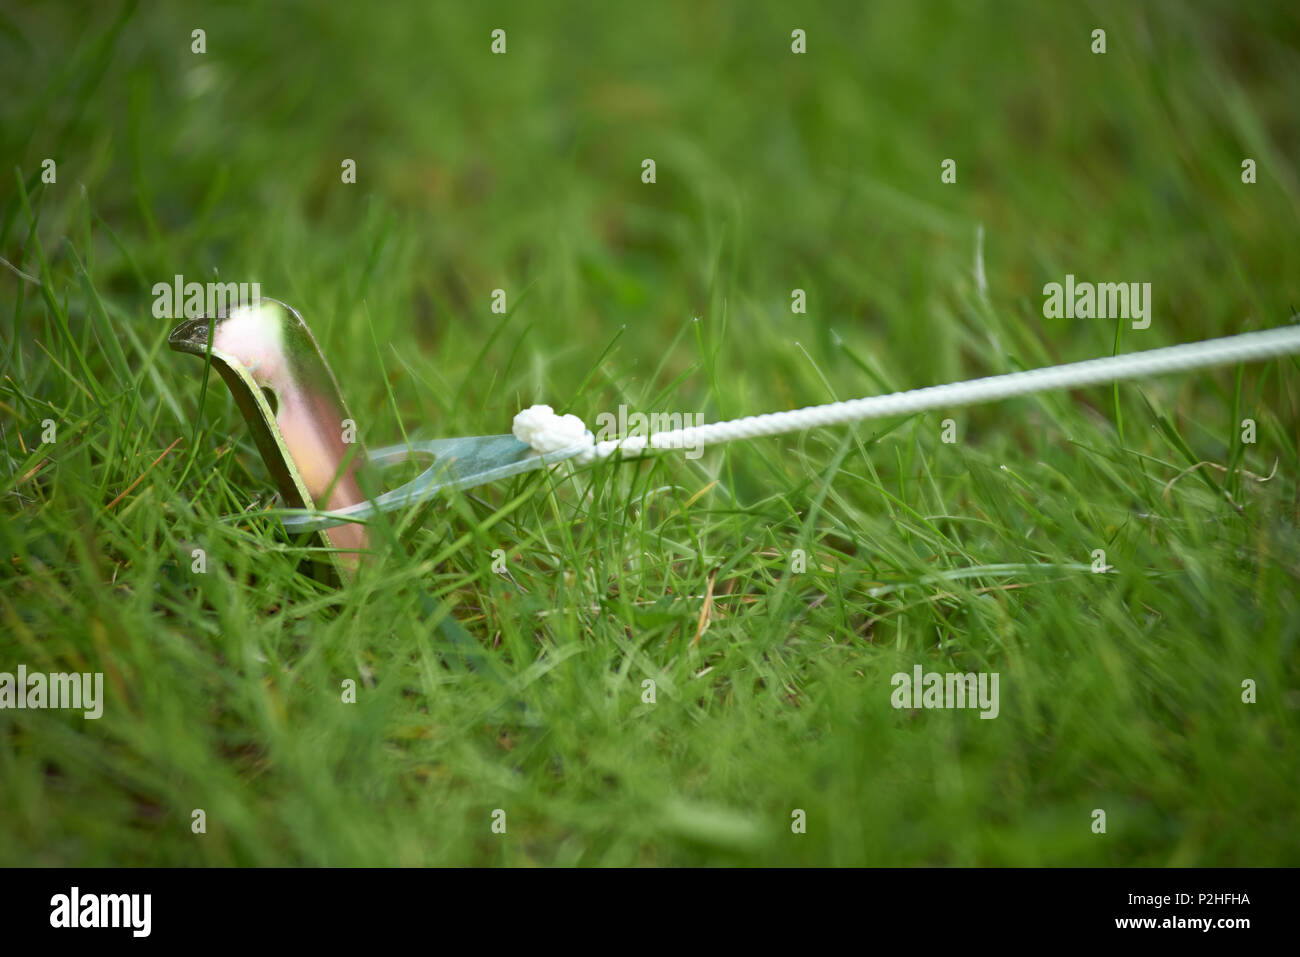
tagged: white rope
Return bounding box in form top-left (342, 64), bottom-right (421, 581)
top-left (514, 324), bottom-right (1300, 462)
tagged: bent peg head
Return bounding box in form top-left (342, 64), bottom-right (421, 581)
top-left (169, 298), bottom-right (369, 571)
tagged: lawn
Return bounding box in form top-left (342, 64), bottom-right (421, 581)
top-left (2, 0), bottom-right (1298, 865)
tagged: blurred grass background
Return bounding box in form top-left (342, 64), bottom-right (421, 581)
top-left (1, 0), bottom-right (1298, 865)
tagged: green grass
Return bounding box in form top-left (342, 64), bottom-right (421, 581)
top-left (2, 0), bottom-right (1299, 866)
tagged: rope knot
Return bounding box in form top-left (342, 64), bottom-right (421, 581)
top-left (512, 404), bottom-right (595, 462)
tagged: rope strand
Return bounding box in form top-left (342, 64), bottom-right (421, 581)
top-left (514, 324), bottom-right (1300, 462)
